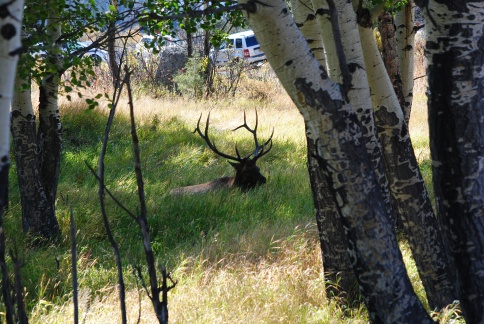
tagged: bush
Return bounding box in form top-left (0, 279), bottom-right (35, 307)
top-left (173, 53), bottom-right (206, 99)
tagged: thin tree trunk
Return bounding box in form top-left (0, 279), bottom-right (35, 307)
top-left (312, 0), bottom-right (341, 82)
top-left (306, 132), bottom-right (359, 300)
top-left (35, 17), bottom-right (63, 240)
top-left (11, 77), bottom-right (59, 239)
top-left (0, 0), bottom-right (24, 217)
top-left (359, 19), bottom-right (456, 310)
top-left (292, 0), bottom-right (360, 301)
top-left (107, 0), bottom-right (119, 84)
top-left (422, 0), bottom-right (484, 321)
top-left (395, 1), bottom-right (416, 123)
top-left (10, 17), bottom-right (61, 241)
top-left (378, 10), bottom-right (406, 114)
top-left (239, 1), bottom-right (432, 321)
top-left (186, 32), bottom-right (193, 58)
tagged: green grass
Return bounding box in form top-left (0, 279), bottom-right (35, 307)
top-left (6, 91), bottom-right (333, 323)
top-left (4, 74), bottom-right (461, 323)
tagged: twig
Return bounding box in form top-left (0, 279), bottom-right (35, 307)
top-left (125, 67), bottom-right (166, 323)
top-left (84, 162), bottom-right (137, 221)
top-left (96, 65), bottom-right (129, 324)
top-left (125, 66), bottom-right (177, 324)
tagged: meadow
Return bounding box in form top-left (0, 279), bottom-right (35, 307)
top-left (5, 50), bottom-right (461, 323)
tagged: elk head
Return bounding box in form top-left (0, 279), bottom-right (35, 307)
top-left (194, 110), bottom-right (273, 191)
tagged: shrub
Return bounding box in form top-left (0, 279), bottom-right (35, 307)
top-left (173, 53), bottom-right (206, 99)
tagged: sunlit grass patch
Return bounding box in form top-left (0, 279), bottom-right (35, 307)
top-left (11, 55), bottom-right (432, 323)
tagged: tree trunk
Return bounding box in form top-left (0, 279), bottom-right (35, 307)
top-left (186, 32), bottom-right (193, 58)
top-left (378, 10), bottom-right (406, 116)
top-left (291, 0), bottom-right (359, 301)
top-left (11, 77), bottom-right (60, 241)
top-left (395, 1), bottom-right (416, 123)
top-left (0, 0), bottom-right (25, 218)
top-left (359, 19), bottom-right (456, 310)
top-left (312, 0), bottom-right (341, 81)
top-left (239, 1), bottom-right (432, 321)
top-left (306, 132), bottom-right (359, 300)
top-left (422, 0), bottom-right (484, 321)
top-left (38, 74), bottom-right (63, 209)
top-left (107, 0), bottom-right (119, 83)
top-left (10, 16), bottom-right (62, 242)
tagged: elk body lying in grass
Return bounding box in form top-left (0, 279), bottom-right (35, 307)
top-left (170, 111), bottom-right (273, 195)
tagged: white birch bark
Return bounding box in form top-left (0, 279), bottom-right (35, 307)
top-left (395, 1), bottom-right (415, 123)
top-left (311, 0), bottom-right (341, 81)
top-left (359, 22), bottom-right (456, 309)
top-left (290, 0), bottom-right (326, 65)
top-left (331, 0), bottom-right (392, 211)
top-left (423, 1), bottom-right (484, 320)
top-left (238, 0), bottom-right (432, 321)
top-left (291, 0), bottom-right (358, 299)
top-left (38, 16), bottom-right (63, 205)
top-left (0, 0), bottom-right (24, 212)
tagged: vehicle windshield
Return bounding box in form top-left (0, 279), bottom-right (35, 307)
top-left (245, 36), bottom-right (259, 47)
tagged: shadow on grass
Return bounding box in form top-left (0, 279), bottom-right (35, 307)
top-left (6, 106), bottom-right (314, 308)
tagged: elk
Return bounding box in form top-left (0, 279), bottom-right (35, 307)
top-left (170, 110), bottom-right (273, 195)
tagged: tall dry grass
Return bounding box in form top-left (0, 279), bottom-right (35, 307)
top-left (22, 37), bottom-right (458, 324)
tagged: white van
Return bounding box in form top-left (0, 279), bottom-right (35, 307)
top-left (211, 30), bottom-right (266, 66)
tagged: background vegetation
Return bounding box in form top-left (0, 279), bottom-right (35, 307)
top-left (5, 35), bottom-right (460, 323)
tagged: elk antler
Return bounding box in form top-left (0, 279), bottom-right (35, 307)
top-left (194, 110), bottom-right (273, 162)
top-left (194, 112), bottom-right (244, 162)
top-left (232, 109), bottom-right (273, 162)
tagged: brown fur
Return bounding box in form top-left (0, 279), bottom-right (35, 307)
top-left (170, 177), bottom-right (235, 195)
top-left (169, 110), bottom-right (272, 196)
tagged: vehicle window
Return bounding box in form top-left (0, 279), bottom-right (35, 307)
top-left (245, 36), bottom-right (259, 47)
top-left (235, 38), bottom-right (243, 48)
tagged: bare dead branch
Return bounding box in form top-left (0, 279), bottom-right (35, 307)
top-left (95, 66), bottom-right (130, 324)
top-left (125, 67), bottom-right (171, 324)
top-left (84, 162), bottom-right (137, 221)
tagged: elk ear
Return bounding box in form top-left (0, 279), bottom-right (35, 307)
top-left (228, 161), bottom-right (241, 169)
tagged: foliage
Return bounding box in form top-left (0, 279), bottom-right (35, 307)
top-left (2, 65), bottom-right (444, 320)
top-left (140, 0), bottom-right (245, 49)
top-left (173, 53), bottom-right (207, 99)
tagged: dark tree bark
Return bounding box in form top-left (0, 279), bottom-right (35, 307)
top-left (107, 0), bottom-right (119, 82)
top-left (378, 10), bottom-right (406, 113)
top-left (186, 32), bottom-right (193, 58)
top-left (359, 16), bottom-right (456, 310)
top-left (11, 77), bottom-right (61, 242)
top-left (0, 165), bottom-right (7, 219)
top-left (241, 1), bottom-right (435, 321)
top-left (423, 0), bottom-right (484, 321)
top-left (306, 133), bottom-right (359, 302)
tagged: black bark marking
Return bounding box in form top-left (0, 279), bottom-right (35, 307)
top-left (0, 0), bottom-right (15, 19)
top-left (1, 23), bottom-right (15, 40)
top-left (246, 1), bottom-right (257, 13)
